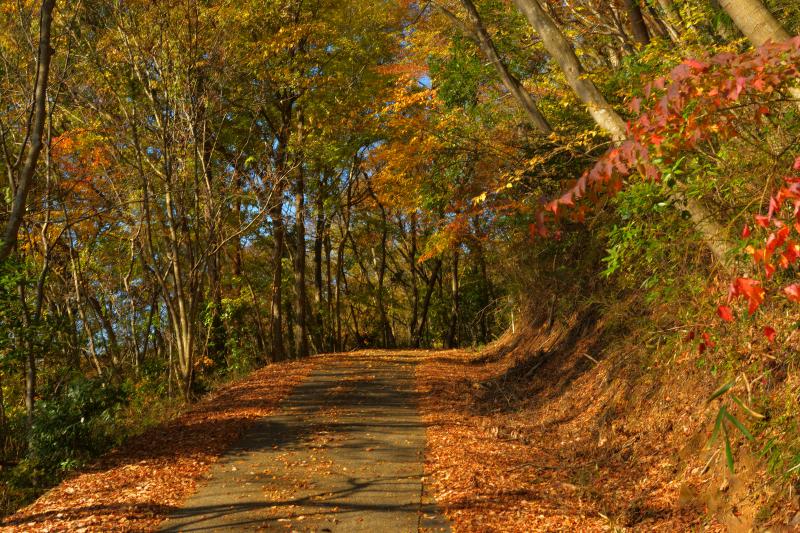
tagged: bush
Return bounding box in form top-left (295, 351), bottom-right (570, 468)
top-left (23, 376), bottom-right (129, 484)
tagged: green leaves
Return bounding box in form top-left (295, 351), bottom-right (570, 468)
top-left (707, 381), bottom-right (758, 473)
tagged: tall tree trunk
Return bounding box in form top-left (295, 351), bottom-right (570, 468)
top-left (16, 284), bottom-right (35, 428)
top-left (0, 373), bottom-right (6, 449)
top-left (324, 232), bottom-right (333, 351)
top-left (335, 236), bottom-right (346, 351)
top-left (369, 187), bottom-right (394, 348)
top-left (624, 0), bottom-right (651, 45)
top-left (446, 247), bottom-right (460, 348)
top-left (716, 1), bottom-right (800, 102)
top-left (0, 0), bottom-right (56, 262)
top-left (294, 167), bottom-right (309, 358)
top-left (270, 199), bottom-right (285, 361)
top-left (293, 110), bottom-right (309, 358)
top-left (654, 0), bottom-right (683, 41)
top-left (313, 174), bottom-right (326, 352)
top-left (442, 0), bottom-right (553, 134)
top-left (414, 258), bottom-right (442, 348)
top-left (408, 213), bottom-right (419, 344)
top-left (512, 0), bottom-right (628, 140)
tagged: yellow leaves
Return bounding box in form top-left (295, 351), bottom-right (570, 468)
top-left (472, 192), bottom-right (488, 206)
top-left (384, 86), bottom-right (436, 115)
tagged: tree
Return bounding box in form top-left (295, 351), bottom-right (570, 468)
top-left (0, 0), bottom-right (57, 263)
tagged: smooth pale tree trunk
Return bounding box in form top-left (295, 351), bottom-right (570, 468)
top-left (512, 0), bottom-right (628, 141)
top-left (438, 0), bottom-right (552, 134)
top-left (0, 0), bottom-right (56, 262)
top-left (717, 0), bottom-right (800, 103)
top-left (513, 0), bottom-right (734, 269)
top-left (718, 0), bottom-right (790, 45)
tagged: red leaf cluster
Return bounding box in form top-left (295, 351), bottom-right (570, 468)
top-left (535, 37), bottom-right (800, 236)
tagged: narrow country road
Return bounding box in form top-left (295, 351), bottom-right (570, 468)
top-left (159, 352), bottom-right (449, 532)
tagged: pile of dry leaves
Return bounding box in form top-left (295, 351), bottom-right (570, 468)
top-left (415, 326), bottom-right (749, 532)
top-left (0, 359), bottom-right (315, 532)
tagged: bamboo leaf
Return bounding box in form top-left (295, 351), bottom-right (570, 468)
top-left (723, 425), bottom-right (735, 473)
top-left (724, 410), bottom-right (754, 441)
top-left (708, 379), bottom-right (735, 402)
top-left (730, 394), bottom-right (765, 419)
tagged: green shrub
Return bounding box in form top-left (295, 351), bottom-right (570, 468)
top-left (23, 376), bottom-right (130, 484)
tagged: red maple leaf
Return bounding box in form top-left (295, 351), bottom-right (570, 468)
top-left (717, 305), bottom-right (734, 322)
top-left (732, 278), bottom-right (765, 314)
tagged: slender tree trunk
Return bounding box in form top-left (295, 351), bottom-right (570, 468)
top-left (444, 0), bottom-right (553, 134)
top-left (16, 284), bottom-right (36, 428)
top-left (716, 1), bottom-right (800, 102)
top-left (446, 247), bottom-right (460, 348)
top-left (369, 188), bottom-right (394, 348)
top-left (270, 199), bottom-right (285, 360)
top-left (409, 213), bottom-right (419, 344)
top-left (335, 237), bottom-right (345, 351)
top-left (512, 0), bottom-right (628, 139)
top-left (285, 284), bottom-right (296, 357)
top-left (335, 175), bottom-right (354, 351)
top-left (0, 373), bottom-right (6, 449)
top-left (654, 0), bottom-right (683, 41)
top-left (415, 258), bottom-right (442, 347)
top-left (324, 232), bottom-right (333, 351)
top-left (0, 0), bottom-right (57, 262)
top-left (294, 171), bottom-right (309, 358)
top-left (292, 110), bottom-right (309, 358)
top-left (479, 253), bottom-right (491, 343)
top-left (313, 175), bottom-right (325, 352)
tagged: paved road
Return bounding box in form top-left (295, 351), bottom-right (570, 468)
top-left (160, 352), bottom-right (449, 532)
